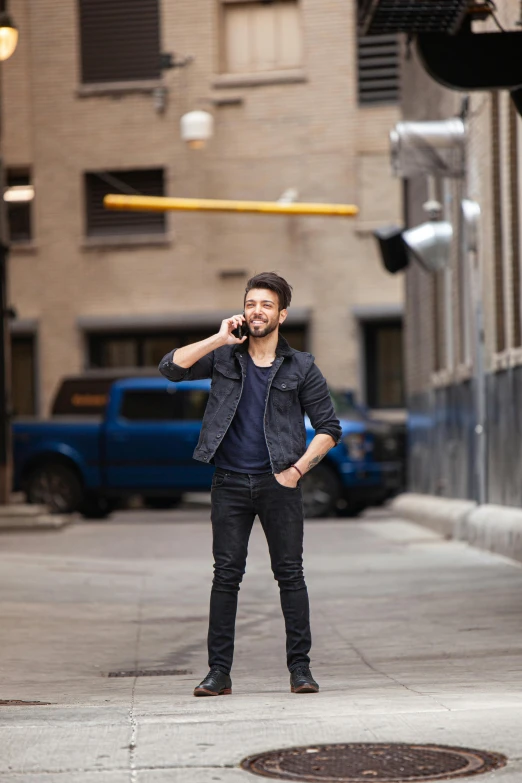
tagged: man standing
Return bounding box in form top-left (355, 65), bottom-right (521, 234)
top-left (158, 272), bottom-right (341, 696)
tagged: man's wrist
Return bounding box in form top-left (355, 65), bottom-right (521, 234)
top-left (211, 333), bottom-right (228, 349)
top-left (289, 464), bottom-right (303, 480)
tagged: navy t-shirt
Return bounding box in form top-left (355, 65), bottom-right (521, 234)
top-left (214, 353), bottom-right (272, 473)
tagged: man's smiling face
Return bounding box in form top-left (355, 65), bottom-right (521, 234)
top-left (244, 288), bottom-right (287, 339)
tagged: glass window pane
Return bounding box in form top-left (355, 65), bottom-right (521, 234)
top-left (375, 325), bottom-right (404, 407)
top-left (252, 4), bottom-right (277, 71)
top-left (181, 389), bottom-right (209, 420)
top-left (223, 1), bottom-right (302, 74)
top-left (364, 320), bottom-right (404, 408)
top-left (104, 339), bottom-right (138, 367)
top-left (225, 5), bottom-right (252, 72)
top-left (120, 390), bottom-right (183, 420)
top-left (142, 336), bottom-right (181, 367)
top-left (12, 336), bottom-right (36, 416)
top-left (277, 3), bottom-right (302, 69)
top-left (87, 326), bottom-right (308, 369)
top-left (279, 327), bottom-right (307, 351)
top-left (7, 170), bottom-right (32, 243)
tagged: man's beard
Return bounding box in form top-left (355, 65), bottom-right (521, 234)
top-left (246, 318), bottom-right (279, 339)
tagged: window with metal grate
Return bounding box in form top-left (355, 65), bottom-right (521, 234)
top-left (84, 169), bottom-right (165, 237)
top-left (78, 0), bottom-right (161, 83)
top-left (357, 34), bottom-right (400, 106)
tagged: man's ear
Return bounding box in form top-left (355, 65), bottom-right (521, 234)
top-left (279, 309), bottom-right (288, 326)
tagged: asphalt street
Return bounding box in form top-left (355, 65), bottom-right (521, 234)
top-left (1, 506), bottom-right (522, 782)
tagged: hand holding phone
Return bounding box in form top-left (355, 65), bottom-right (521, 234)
top-left (232, 313), bottom-right (247, 340)
top-left (218, 313), bottom-right (247, 345)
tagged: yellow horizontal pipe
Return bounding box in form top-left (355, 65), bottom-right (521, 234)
top-left (104, 194), bottom-right (359, 218)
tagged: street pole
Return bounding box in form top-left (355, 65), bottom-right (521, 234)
top-left (0, 3), bottom-right (19, 504)
top-left (462, 198), bottom-right (486, 505)
top-left (0, 238), bottom-right (11, 504)
top-left (104, 194), bottom-right (359, 218)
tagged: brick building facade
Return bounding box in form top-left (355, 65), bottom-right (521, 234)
top-left (397, 2), bottom-right (522, 505)
top-left (4, 0), bottom-right (402, 417)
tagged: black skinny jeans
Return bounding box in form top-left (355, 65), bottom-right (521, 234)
top-left (208, 469), bottom-right (311, 674)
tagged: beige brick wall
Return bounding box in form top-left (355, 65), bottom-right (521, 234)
top-left (4, 0), bottom-right (402, 413)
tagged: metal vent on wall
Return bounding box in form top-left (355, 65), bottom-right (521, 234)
top-left (358, 0), bottom-right (469, 35)
top-left (358, 35), bottom-right (400, 105)
top-left (85, 169), bottom-right (165, 237)
top-left (79, 0), bottom-right (161, 83)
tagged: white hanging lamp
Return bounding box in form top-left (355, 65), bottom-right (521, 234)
top-left (180, 110), bottom-right (214, 149)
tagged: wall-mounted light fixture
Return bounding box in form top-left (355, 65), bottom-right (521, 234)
top-left (180, 110), bottom-right (214, 149)
top-left (3, 184), bottom-right (34, 203)
top-left (390, 119), bottom-right (466, 179)
top-left (372, 225), bottom-right (409, 274)
top-left (0, 10), bottom-right (18, 61)
top-left (402, 220), bottom-right (453, 274)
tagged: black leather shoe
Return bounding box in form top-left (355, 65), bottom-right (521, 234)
top-left (290, 665), bottom-right (319, 693)
top-left (194, 668), bottom-right (232, 697)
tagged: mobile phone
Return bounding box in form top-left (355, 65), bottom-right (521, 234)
top-left (232, 314), bottom-right (247, 339)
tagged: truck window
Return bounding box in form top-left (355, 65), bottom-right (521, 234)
top-left (52, 378), bottom-right (113, 415)
top-left (182, 389), bottom-right (209, 420)
top-left (119, 389), bottom-right (209, 421)
top-left (120, 390), bottom-right (183, 421)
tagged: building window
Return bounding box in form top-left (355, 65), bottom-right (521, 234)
top-left (84, 169), bottom-right (165, 237)
top-left (88, 326), bottom-right (308, 368)
top-left (221, 0), bottom-right (303, 74)
top-left (6, 169), bottom-right (33, 243)
top-left (357, 34), bottom-right (400, 106)
top-left (78, 0), bottom-right (161, 84)
top-left (363, 319), bottom-right (404, 408)
top-left (11, 334), bottom-right (36, 416)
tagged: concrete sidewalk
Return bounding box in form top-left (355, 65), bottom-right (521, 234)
top-left (1, 508), bottom-right (522, 781)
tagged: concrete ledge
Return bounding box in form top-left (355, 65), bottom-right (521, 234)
top-left (391, 493), bottom-right (477, 538)
top-left (391, 493), bottom-right (522, 564)
top-left (462, 504), bottom-right (522, 562)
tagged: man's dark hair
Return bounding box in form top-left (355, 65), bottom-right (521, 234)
top-left (244, 272), bottom-right (293, 311)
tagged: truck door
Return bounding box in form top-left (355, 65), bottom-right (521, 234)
top-left (104, 386), bottom-right (213, 490)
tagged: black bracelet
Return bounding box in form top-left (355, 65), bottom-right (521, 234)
top-left (290, 464), bottom-right (303, 479)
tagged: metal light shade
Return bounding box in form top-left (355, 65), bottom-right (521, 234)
top-left (402, 220), bottom-right (453, 273)
top-left (0, 14), bottom-right (18, 61)
top-left (180, 110), bottom-right (214, 149)
top-left (373, 225), bottom-right (410, 274)
top-left (390, 119), bottom-right (466, 179)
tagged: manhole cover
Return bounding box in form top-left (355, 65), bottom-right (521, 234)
top-left (108, 669), bottom-right (191, 678)
top-left (241, 743), bottom-right (507, 782)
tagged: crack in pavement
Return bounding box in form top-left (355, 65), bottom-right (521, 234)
top-left (128, 575), bottom-right (146, 783)
top-left (326, 616), bottom-right (452, 711)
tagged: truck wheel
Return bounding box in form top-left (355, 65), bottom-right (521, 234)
top-left (26, 461), bottom-right (83, 514)
top-left (301, 463), bottom-right (340, 519)
top-left (336, 500), bottom-right (366, 518)
top-left (80, 494), bottom-right (113, 520)
top-left (143, 496), bottom-right (182, 510)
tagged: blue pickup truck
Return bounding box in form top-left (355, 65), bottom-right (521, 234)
top-left (13, 373), bottom-right (403, 519)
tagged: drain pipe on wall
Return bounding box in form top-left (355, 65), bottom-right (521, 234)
top-left (442, 178), bottom-right (455, 373)
top-left (462, 198), bottom-right (487, 505)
